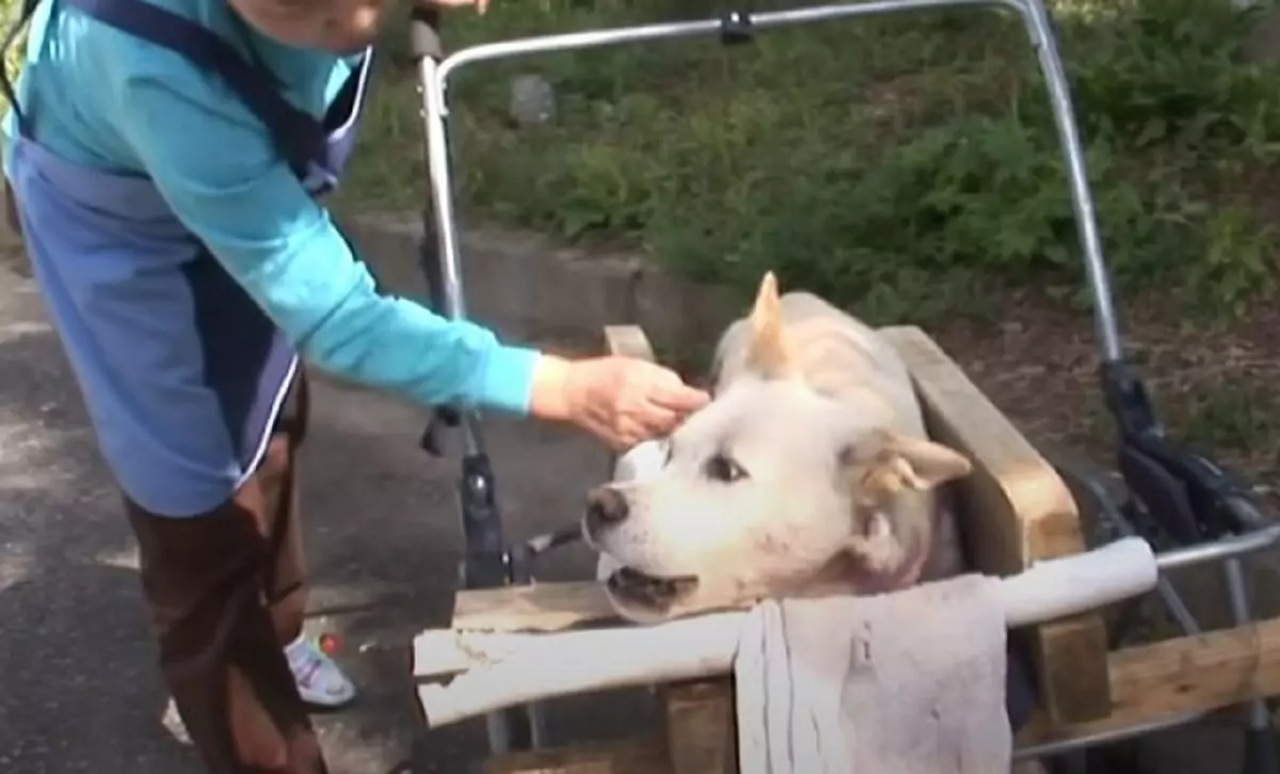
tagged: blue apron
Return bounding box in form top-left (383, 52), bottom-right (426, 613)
top-left (4, 0), bottom-right (373, 516)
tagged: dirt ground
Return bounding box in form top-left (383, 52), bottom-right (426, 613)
top-left (931, 289), bottom-right (1280, 494)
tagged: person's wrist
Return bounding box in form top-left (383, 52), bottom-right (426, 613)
top-left (527, 353), bottom-right (576, 422)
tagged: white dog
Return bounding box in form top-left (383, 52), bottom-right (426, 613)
top-left (582, 272), bottom-right (974, 624)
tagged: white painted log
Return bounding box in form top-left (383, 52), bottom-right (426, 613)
top-left (415, 537), bottom-right (1157, 728)
top-left (998, 534), bottom-right (1157, 627)
top-left (416, 612), bottom-right (744, 726)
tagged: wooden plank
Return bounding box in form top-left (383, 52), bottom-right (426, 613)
top-left (1023, 615), bottom-right (1280, 743)
top-left (486, 734), bottom-right (1048, 773)
top-left (875, 326), bottom-right (1085, 574)
top-left (1031, 613), bottom-right (1113, 725)
top-left (477, 681), bottom-right (738, 774)
top-left (877, 325), bottom-right (1111, 724)
top-left (452, 582), bottom-right (617, 632)
top-left (662, 680), bottom-right (737, 774)
top-left (480, 735), bottom-right (668, 774)
top-left (488, 736), bottom-right (1049, 772)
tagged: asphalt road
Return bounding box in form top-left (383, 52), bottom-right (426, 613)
top-left (0, 258), bottom-right (652, 773)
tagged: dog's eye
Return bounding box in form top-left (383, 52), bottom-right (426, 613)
top-left (704, 453), bottom-right (748, 483)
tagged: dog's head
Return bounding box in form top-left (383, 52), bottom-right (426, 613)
top-left (582, 273), bottom-right (972, 623)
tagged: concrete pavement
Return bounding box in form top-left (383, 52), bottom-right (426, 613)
top-left (0, 254), bottom-right (649, 773)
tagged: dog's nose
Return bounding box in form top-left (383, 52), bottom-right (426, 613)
top-left (585, 487), bottom-right (629, 531)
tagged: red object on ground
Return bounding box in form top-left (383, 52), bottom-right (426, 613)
top-left (318, 633), bottom-right (341, 656)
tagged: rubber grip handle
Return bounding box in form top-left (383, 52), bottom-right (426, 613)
top-left (409, 5), bottom-right (444, 60)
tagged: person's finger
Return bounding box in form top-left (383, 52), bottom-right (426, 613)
top-left (649, 382), bottom-right (710, 412)
top-left (612, 419), bottom-right (649, 450)
top-left (635, 365), bottom-right (709, 410)
top-left (642, 406), bottom-right (681, 435)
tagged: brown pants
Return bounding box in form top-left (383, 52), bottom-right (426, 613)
top-left (124, 373), bottom-right (328, 774)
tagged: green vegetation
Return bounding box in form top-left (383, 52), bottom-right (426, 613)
top-left (0, 0), bottom-right (27, 111)
top-left (345, 0), bottom-right (1280, 325)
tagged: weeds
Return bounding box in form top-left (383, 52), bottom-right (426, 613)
top-left (347, 0), bottom-right (1280, 325)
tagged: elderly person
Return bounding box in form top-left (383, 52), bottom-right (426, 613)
top-left (0, 0), bottom-right (709, 769)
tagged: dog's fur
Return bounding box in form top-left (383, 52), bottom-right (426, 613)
top-left (582, 273), bottom-right (974, 624)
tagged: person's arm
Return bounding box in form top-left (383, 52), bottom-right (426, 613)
top-left (109, 58), bottom-right (541, 414)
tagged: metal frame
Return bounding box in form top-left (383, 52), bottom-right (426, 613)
top-left (405, 1), bottom-right (1280, 770)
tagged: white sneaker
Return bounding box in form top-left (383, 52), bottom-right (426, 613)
top-left (285, 634), bottom-right (358, 709)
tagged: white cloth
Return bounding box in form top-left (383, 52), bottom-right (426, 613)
top-left (734, 574), bottom-right (1012, 774)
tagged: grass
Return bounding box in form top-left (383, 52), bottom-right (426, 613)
top-left (345, 0), bottom-right (1280, 322)
top-left (0, 0), bottom-right (25, 113)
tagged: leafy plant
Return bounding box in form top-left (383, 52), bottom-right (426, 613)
top-left (349, 0), bottom-right (1280, 324)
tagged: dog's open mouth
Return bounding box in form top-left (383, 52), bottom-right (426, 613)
top-left (605, 566), bottom-right (699, 609)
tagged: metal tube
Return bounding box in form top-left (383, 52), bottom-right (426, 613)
top-left (1070, 468), bottom-right (1201, 633)
top-left (1016, 0), bottom-right (1124, 364)
top-left (434, 0), bottom-right (1006, 91)
top-left (1014, 710), bottom-right (1208, 759)
top-left (429, 0), bottom-right (1125, 363)
top-left (1046, 452), bottom-right (1202, 634)
top-left (1156, 524), bottom-right (1280, 572)
top-left (417, 54), bottom-right (483, 456)
top-left (418, 55), bottom-right (466, 322)
top-left (1224, 558), bottom-right (1273, 732)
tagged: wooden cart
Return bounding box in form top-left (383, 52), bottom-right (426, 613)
top-left (413, 321), bottom-right (1280, 774)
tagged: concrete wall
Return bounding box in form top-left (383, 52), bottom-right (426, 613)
top-left (340, 212), bottom-right (745, 359)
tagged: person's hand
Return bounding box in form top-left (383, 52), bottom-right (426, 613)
top-left (529, 354), bottom-right (711, 450)
top-left (417, 0), bottom-right (490, 13)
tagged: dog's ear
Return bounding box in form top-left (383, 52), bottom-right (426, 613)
top-left (745, 272), bottom-right (797, 380)
top-left (838, 429), bottom-right (972, 507)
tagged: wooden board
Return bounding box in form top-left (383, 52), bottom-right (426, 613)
top-left (489, 740), bottom-right (1051, 774)
top-left (1024, 614), bottom-right (1280, 743)
top-left (877, 325), bottom-right (1111, 724)
top-left (662, 681), bottom-right (737, 774)
top-left (453, 582), bottom-right (617, 632)
top-left (480, 736), bottom-right (667, 774)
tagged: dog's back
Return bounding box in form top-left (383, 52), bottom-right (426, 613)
top-left (713, 291), bottom-right (926, 439)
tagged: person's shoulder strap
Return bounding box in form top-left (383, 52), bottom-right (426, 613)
top-left (63, 0), bottom-right (324, 175)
